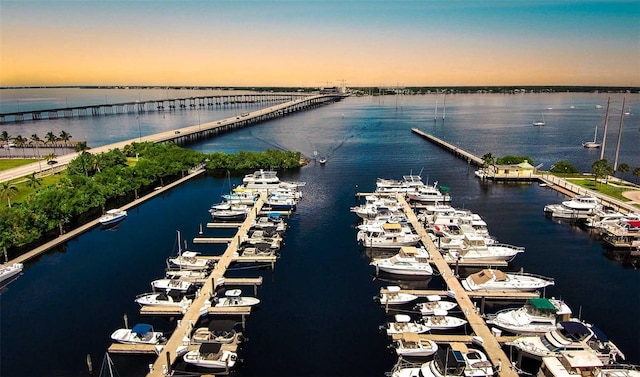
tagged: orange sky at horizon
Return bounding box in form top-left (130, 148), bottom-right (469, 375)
top-left (1, 1), bottom-right (638, 88)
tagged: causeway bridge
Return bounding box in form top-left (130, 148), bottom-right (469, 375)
top-left (0, 93), bottom-right (307, 123)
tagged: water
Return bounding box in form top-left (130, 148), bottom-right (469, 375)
top-left (0, 90), bottom-right (638, 376)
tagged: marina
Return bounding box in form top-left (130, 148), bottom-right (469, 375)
top-left (0, 91), bottom-right (638, 377)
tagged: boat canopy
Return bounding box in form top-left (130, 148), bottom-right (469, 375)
top-left (470, 269), bottom-right (506, 284)
top-left (559, 321), bottom-right (591, 341)
top-left (199, 342), bottom-right (223, 355)
top-left (131, 324), bottom-right (153, 336)
top-left (528, 298), bottom-right (557, 312)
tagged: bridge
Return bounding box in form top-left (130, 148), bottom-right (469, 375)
top-left (0, 93), bottom-right (347, 183)
top-left (0, 93), bottom-right (307, 123)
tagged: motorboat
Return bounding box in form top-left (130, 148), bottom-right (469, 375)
top-left (209, 203), bottom-right (250, 221)
top-left (250, 214), bottom-right (287, 234)
top-left (237, 245), bottom-right (279, 257)
top-left (214, 289), bottom-right (260, 307)
top-left (351, 196), bottom-right (402, 220)
top-left (357, 223), bottom-right (421, 249)
top-left (406, 181), bottom-right (451, 203)
top-left (544, 195), bottom-right (602, 220)
top-left (485, 297), bottom-right (573, 334)
top-left (421, 310), bottom-right (468, 330)
top-left (242, 169), bottom-right (280, 189)
top-left (151, 278), bottom-right (196, 293)
top-left (183, 342), bottom-right (238, 369)
top-left (318, 157), bottom-right (327, 164)
top-left (241, 229), bottom-right (283, 250)
top-left (461, 269), bottom-right (554, 292)
top-left (110, 323), bottom-right (165, 345)
top-left (378, 285), bottom-right (418, 305)
top-left (168, 250), bottom-right (213, 271)
top-left (98, 209), bottom-right (127, 226)
top-left (370, 246), bottom-right (434, 276)
top-left (600, 219), bottom-right (640, 249)
top-left (375, 174), bottom-right (425, 193)
top-left (135, 291), bottom-right (192, 308)
top-left (537, 350), bottom-right (640, 377)
top-left (384, 314), bottom-right (430, 336)
top-left (191, 320), bottom-right (243, 344)
top-left (508, 321), bottom-right (626, 363)
top-left (414, 295), bottom-right (458, 315)
top-left (165, 268), bottom-right (208, 280)
top-left (0, 263), bottom-right (23, 285)
top-left (221, 190), bottom-right (258, 205)
top-left (392, 333), bottom-right (438, 357)
top-left (442, 233), bottom-right (524, 263)
top-left (264, 194), bottom-right (296, 211)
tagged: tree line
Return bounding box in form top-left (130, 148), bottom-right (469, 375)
top-left (0, 142), bottom-right (302, 258)
top-left (0, 130), bottom-right (75, 158)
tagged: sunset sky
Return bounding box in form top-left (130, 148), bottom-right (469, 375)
top-left (1, 0), bottom-right (639, 87)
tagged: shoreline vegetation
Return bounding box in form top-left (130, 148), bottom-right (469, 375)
top-left (0, 143), bottom-right (303, 259)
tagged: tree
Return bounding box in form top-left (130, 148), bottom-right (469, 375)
top-left (591, 159), bottom-right (613, 185)
top-left (44, 152), bottom-right (57, 163)
top-left (30, 133), bottom-right (42, 158)
top-left (550, 161), bottom-right (579, 174)
top-left (633, 167), bottom-right (640, 184)
top-left (59, 130), bottom-right (72, 148)
top-left (0, 182), bottom-right (18, 208)
top-left (45, 131), bottom-right (58, 154)
top-left (26, 173), bottom-right (41, 190)
top-left (1, 131), bottom-right (12, 157)
top-left (616, 163), bottom-right (630, 181)
top-left (481, 152), bottom-right (495, 168)
top-left (12, 135), bottom-right (28, 158)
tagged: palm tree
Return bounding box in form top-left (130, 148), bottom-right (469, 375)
top-left (30, 133), bottom-right (42, 158)
top-left (59, 130), bottom-right (72, 148)
top-left (1, 131), bottom-right (12, 158)
top-left (12, 135), bottom-right (28, 158)
top-left (44, 152), bottom-right (57, 165)
top-left (45, 131), bottom-right (58, 154)
top-left (0, 181), bottom-right (18, 208)
top-left (26, 173), bottom-right (41, 190)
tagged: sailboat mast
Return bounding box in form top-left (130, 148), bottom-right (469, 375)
top-left (599, 97), bottom-right (611, 160)
top-left (442, 94), bottom-right (446, 120)
top-left (613, 97), bottom-right (626, 171)
top-left (434, 92), bottom-right (438, 121)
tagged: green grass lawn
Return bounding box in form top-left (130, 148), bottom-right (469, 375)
top-left (569, 178), bottom-right (636, 202)
top-left (0, 159), bottom-right (40, 171)
top-left (1, 171), bottom-right (66, 209)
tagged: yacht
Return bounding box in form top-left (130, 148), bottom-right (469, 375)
top-left (485, 297), bottom-right (573, 334)
top-left (544, 195), bottom-right (602, 219)
top-left (370, 246), bottom-right (433, 276)
top-left (98, 209), bottom-right (127, 226)
top-left (537, 350), bottom-right (640, 377)
top-left (384, 314), bottom-right (431, 336)
top-left (461, 269), bottom-right (554, 292)
top-left (406, 181), bottom-right (451, 203)
top-left (443, 233), bottom-right (524, 263)
top-left (0, 263), bottom-right (23, 285)
top-left (375, 174), bottom-right (425, 193)
top-left (378, 285), bottom-right (418, 305)
top-left (357, 223), bottom-right (421, 249)
top-left (391, 343), bottom-right (494, 377)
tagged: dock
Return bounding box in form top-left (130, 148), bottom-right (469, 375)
top-left (397, 195), bottom-right (519, 377)
top-left (145, 195), bottom-right (267, 377)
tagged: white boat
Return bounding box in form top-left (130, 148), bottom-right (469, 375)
top-left (378, 285), bottom-right (418, 305)
top-left (443, 233), bottom-right (524, 263)
top-left (221, 190), bottom-right (258, 205)
top-left (168, 250), bottom-right (213, 271)
top-left (214, 289), bottom-right (260, 307)
top-left (191, 320), bottom-right (243, 344)
top-left (406, 181), bottom-right (451, 203)
top-left (509, 321), bottom-right (626, 363)
top-left (209, 203), bottom-right (250, 221)
top-left (533, 113), bottom-right (545, 126)
top-left (151, 278), bottom-right (195, 293)
top-left (135, 291), bottom-right (192, 308)
top-left (318, 157), bottom-right (327, 164)
top-left (264, 194), bottom-right (297, 211)
top-left (544, 195), bottom-right (602, 219)
top-left (461, 269), bottom-right (554, 292)
top-left (392, 333), bottom-right (438, 357)
top-left (485, 297), bottom-right (573, 334)
top-left (537, 350), bottom-right (640, 377)
top-left (384, 314), bottom-right (430, 336)
top-left (357, 223), bottom-right (421, 249)
top-left (421, 310), bottom-right (468, 330)
top-left (370, 246), bottom-right (434, 276)
top-left (0, 263), bottom-right (23, 284)
top-left (110, 323), bottom-right (165, 345)
top-left (250, 214), bottom-right (287, 233)
top-left (165, 269), bottom-right (208, 280)
top-left (242, 169), bottom-right (280, 189)
top-left (414, 295), bottom-right (458, 315)
top-left (583, 124), bottom-right (602, 148)
top-left (391, 344), bottom-right (494, 377)
top-left (183, 342), bottom-right (238, 369)
top-left (98, 209), bottom-right (127, 225)
top-left (376, 173), bottom-right (425, 193)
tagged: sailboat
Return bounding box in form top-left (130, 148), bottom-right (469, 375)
top-left (582, 124), bottom-right (602, 148)
top-left (533, 113), bottom-right (545, 126)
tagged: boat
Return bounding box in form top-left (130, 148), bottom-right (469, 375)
top-left (461, 269), bottom-right (554, 292)
top-left (209, 202), bottom-right (250, 221)
top-left (378, 285), bottom-right (418, 305)
top-left (485, 297), bottom-right (573, 334)
top-left (318, 157), bottom-right (327, 164)
top-left (414, 295), bottom-right (458, 315)
top-left (583, 124), bottom-right (602, 148)
top-left (392, 333), bottom-right (438, 357)
top-left (537, 350), bottom-right (640, 377)
top-left (533, 113), bottom-right (545, 126)
top-left (375, 173), bottom-right (425, 193)
top-left (264, 193), bottom-right (297, 211)
top-left (0, 263), bottom-right (23, 285)
top-left (421, 310), bottom-right (468, 330)
top-left (543, 195), bottom-right (602, 220)
top-left (370, 246), bottom-right (434, 276)
top-left (135, 291), bottom-right (192, 308)
top-left (221, 190), bottom-right (258, 205)
top-left (384, 314), bottom-right (430, 336)
top-left (242, 169), bottom-right (280, 189)
top-left (191, 320), bottom-right (243, 344)
top-left (214, 289), bottom-right (260, 307)
top-left (110, 323), bottom-right (165, 345)
top-left (600, 219), bottom-right (640, 249)
top-left (357, 223), bottom-right (421, 249)
top-left (151, 278), bottom-right (196, 293)
top-left (406, 181), bottom-right (452, 203)
top-left (98, 209), bottom-right (127, 226)
top-left (167, 231), bottom-right (214, 271)
top-left (182, 342), bottom-right (238, 369)
top-left (509, 321), bottom-right (626, 363)
top-left (165, 268), bottom-right (208, 280)
top-left (442, 233), bottom-right (524, 263)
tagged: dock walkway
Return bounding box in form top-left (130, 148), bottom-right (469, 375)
top-left (398, 195), bottom-right (518, 377)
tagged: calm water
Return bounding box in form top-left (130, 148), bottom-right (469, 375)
top-left (0, 90), bottom-right (638, 376)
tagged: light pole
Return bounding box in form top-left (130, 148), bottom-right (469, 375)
top-left (137, 116), bottom-right (142, 142)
